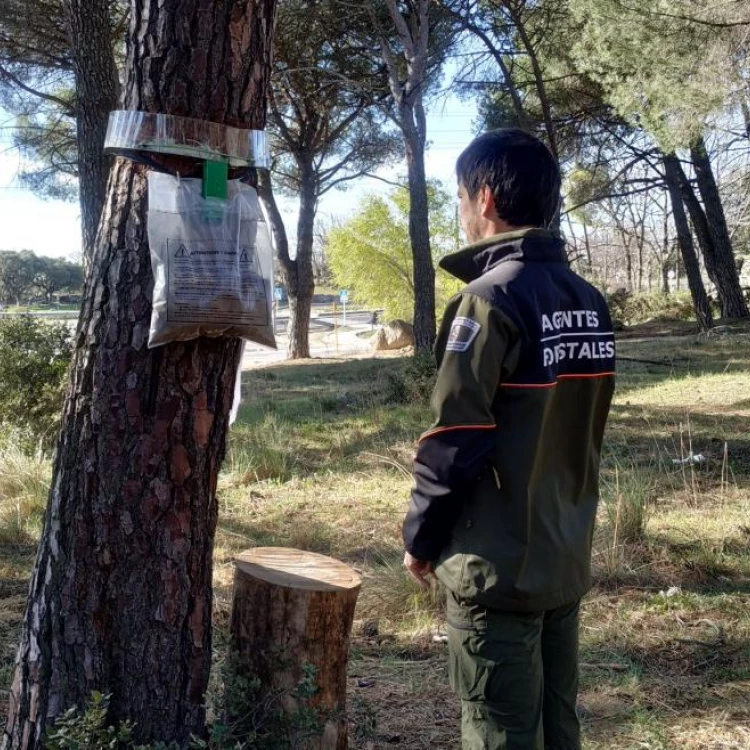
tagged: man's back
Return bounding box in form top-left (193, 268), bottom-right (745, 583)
top-left (433, 230), bottom-right (615, 611)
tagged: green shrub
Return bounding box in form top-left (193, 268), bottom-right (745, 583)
top-left (606, 290), bottom-right (696, 325)
top-left (44, 692), bottom-right (145, 750)
top-left (0, 315), bottom-right (72, 446)
top-left (42, 661), bottom-right (327, 750)
top-left (383, 352), bottom-right (437, 405)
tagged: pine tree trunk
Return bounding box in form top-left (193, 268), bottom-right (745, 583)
top-left (287, 292), bottom-right (312, 360)
top-left (257, 170), bottom-right (291, 268)
top-left (2, 1), bottom-right (276, 748)
top-left (402, 107), bottom-right (435, 353)
top-left (677, 168), bottom-right (718, 280)
top-left (256, 169), bottom-right (290, 348)
top-left (65, 0), bottom-right (119, 264)
top-left (663, 153), bottom-right (713, 332)
top-left (689, 139), bottom-right (749, 319)
top-left (287, 159), bottom-right (316, 359)
top-left (258, 166), bottom-right (315, 360)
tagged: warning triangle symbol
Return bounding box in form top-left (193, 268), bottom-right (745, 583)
top-left (240, 248), bottom-right (250, 263)
top-left (175, 244), bottom-right (188, 258)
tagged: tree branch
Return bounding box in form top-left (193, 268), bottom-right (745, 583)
top-left (0, 64), bottom-right (73, 112)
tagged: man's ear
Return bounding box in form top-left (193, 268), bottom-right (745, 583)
top-left (479, 185), bottom-right (496, 219)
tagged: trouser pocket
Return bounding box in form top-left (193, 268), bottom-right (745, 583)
top-left (446, 592), bottom-right (545, 749)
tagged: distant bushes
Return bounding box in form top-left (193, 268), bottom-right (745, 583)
top-left (0, 315), bottom-right (72, 447)
top-left (606, 290), bottom-right (696, 326)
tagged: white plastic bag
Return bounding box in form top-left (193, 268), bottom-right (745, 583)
top-left (147, 172), bottom-right (276, 349)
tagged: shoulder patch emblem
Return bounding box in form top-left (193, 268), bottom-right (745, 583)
top-left (446, 316), bottom-right (482, 352)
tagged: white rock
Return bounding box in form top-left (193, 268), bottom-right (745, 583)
top-left (373, 319), bottom-right (415, 351)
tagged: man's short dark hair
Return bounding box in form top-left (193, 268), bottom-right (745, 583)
top-left (456, 129), bottom-right (561, 228)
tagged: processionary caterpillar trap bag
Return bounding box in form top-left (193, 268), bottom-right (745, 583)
top-left (146, 172), bottom-right (276, 350)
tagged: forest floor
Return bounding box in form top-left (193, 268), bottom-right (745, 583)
top-left (2, 322), bottom-right (750, 749)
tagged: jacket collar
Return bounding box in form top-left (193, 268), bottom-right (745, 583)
top-left (439, 228), bottom-right (567, 283)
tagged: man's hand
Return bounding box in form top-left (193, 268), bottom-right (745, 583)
top-left (404, 552), bottom-right (434, 588)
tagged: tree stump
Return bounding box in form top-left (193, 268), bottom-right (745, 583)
top-left (230, 547), bottom-right (362, 749)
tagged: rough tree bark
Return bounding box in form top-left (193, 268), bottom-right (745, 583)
top-left (2, 0), bottom-right (277, 747)
top-left (64, 0), bottom-right (120, 264)
top-left (688, 137), bottom-right (749, 319)
top-left (257, 168), bottom-right (290, 264)
top-left (663, 152), bottom-right (713, 331)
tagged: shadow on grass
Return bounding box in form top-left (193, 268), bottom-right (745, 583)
top-left (614, 332), bottom-right (750, 397)
top-left (592, 527), bottom-right (750, 596)
top-left (604, 405), bottom-right (750, 479)
top-left (581, 635), bottom-right (750, 696)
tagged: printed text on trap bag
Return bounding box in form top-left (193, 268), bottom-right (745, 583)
top-left (147, 172), bottom-right (276, 349)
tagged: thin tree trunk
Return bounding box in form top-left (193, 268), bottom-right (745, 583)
top-left (661, 198), bottom-right (671, 294)
top-left (635, 210), bottom-right (646, 293)
top-left (64, 0), bottom-right (119, 265)
top-left (663, 152), bottom-right (713, 331)
top-left (257, 169), bottom-right (291, 263)
top-left (402, 105), bottom-right (435, 353)
top-left (612, 215), bottom-right (632, 291)
top-left (507, 4), bottom-right (558, 159)
top-left (288, 158), bottom-right (316, 359)
top-left (582, 219), bottom-right (593, 274)
top-left (258, 163), bottom-right (315, 360)
top-left (256, 168), bottom-right (291, 350)
top-left (2, 0), bottom-right (276, 747)
top-left (688, 137), bottom-right (749, 319)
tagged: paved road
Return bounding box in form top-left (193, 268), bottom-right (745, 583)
top-left (8, 303), bottom-right (381, 368)
top-left (242, 306), bottom-right (377, 368)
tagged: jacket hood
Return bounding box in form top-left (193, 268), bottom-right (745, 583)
top-left (439, 228), bottom-right (567, 283)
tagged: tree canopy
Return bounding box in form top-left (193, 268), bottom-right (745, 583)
top-left (0, 250), bottom-right (82, 306)
top-left (326, 183), bottom-right (462, 320)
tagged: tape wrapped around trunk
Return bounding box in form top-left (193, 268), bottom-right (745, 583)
top-left (146, 172), bottom-right (276, 350)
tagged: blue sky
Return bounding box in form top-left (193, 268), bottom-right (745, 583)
top-left (0, 98), bottom-right (477, 261)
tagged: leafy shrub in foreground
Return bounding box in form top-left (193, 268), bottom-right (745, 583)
top-left (0, 315), bottom-right (72, 446)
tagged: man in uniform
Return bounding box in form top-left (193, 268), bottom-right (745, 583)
top-left (402, 129), bottom-right (615, 750)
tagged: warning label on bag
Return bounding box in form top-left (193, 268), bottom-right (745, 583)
top-left (166, 238), bottom-right (269, 326)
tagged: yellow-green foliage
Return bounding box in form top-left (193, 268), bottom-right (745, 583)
top-left (326, 184), bottom-right (462, 322)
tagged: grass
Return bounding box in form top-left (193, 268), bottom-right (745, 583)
top-left (2, 329), bottom-right (750, 747)
top-left (0, 438), bottom-right (48, 714)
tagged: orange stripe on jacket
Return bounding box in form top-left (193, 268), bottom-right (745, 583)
top-left (418, 423), bottom-right (497, 444)
top-left (500, 371), bottom-right (616, 389)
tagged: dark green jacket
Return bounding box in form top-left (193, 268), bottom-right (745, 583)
top-left (403, 229), bottom-right (615, 612)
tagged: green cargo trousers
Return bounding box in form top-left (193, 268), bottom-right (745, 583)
top-left (446, 592), bottom-right (581, 750)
